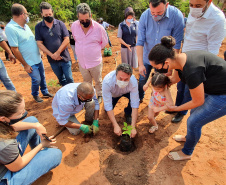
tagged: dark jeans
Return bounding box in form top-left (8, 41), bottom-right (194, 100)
top-left (138, 63), bottom-right (153, 101)
top-left (112, 93), bottom-right (132, 116)
top-left (49, 61), bottom-right (74, 86)
top-left (106, 31), bottom-right (112, 47)
top-left (4, 41), bottom-right (10, 60)
top-left (175, 81), bottom-right (192, 115)
top-left (224, 51), bottom-right (226, 61)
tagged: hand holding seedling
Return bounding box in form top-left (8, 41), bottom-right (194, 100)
top-left (114, 124), bottom-right (122, 136)
top-left (122, 122), bottom-right (136, 138)
top-left (35, 122), bottom-right (47, 139)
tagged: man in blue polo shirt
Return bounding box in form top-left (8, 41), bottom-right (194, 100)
top-left (5, 3), bottom-right (53, 103)
top-left (137, 0), bottom-right (184, 102)
top-left (35, 2), bottom-right (73, 86)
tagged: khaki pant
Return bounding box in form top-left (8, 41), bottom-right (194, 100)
top-left (79, 62), bottom-right (102, 96)
top-left (66, 100), bottom-right (95, 135)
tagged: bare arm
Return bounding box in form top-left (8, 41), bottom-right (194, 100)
top-left (10, 47), bottom-right (32, 73)
top-left (52, 37), bottom-right (69, 58)
top-left (118, 38), bottom-right (132, 52)
top-left (130, 108), bottom-right (138, 138)
top-left (167, 83), bottom-right (205, 112)
top-left (0, 41), bottom-right (16, 63)
top-left (107, 110), bottom-right (122, 136)
top-left (94, 110), bottom-right (99, 120)
top-left (137, 45), bottom-right (146, 77)
top-left (5, 139), bottom-right (56, 172)
top-left (37, 40), bottom-right (53, 58)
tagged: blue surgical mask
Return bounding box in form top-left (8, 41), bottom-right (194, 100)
top-left (126, 18), bottom-right (133, 23)
top-left (25, 16), bottom-right (29, 23)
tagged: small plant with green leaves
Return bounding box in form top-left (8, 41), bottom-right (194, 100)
top-left (47, 79), bottom-right (61, 87)
top-left (122, 122), bottom-right (135, 136)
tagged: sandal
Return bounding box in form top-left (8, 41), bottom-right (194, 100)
top-left (168, 151), bottom-right (191, 161)
top-left (173, 135), bottom-right (186, 142)
top-left (149, 125), bottom-right (158, 134)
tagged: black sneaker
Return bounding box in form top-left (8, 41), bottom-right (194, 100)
top-left (33, 96), bottom-right (43, 103)
top-left (43, 93), bottom-right (54, 98)
top-left (125, 114), bottom-right (132, 124)
top-left (171, 113), bottom-right (184, 123)
top-left (98, 96), bottom-right (102, 104)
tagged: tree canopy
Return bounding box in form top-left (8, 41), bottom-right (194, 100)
top-left (0, 0), bottom-right (190, 25)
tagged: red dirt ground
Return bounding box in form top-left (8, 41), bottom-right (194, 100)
top-left (0, 30), bottom-right (226, 185)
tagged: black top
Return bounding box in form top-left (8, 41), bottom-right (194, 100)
top-left (176, 50), bottom-right (226, 95)
top-left (120, 22), bottom-right (137, 48)
top-left (35, 19), bottom-right (71, 63)
top-left (68, 30), bottom-right (75, 45)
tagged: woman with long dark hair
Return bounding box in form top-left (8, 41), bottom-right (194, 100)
top-left (0, 90), bottom-right (62, 184)
top-left (148, 36), bottom-right (226, 160)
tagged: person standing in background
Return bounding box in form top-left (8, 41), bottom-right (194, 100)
top-left (71, 3), bottom-right (108, 104)
top-left (171, 0), bottom-right (226, 123)
top-left (117, 7), bottom-right (138, 69)
top-left (35, 2), bottom-right (74, 86)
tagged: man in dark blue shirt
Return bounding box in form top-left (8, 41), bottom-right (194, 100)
top-left (35, 2), bottom-right (74, 86)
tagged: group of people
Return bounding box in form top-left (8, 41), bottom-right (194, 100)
top-left (0, 0), bottom-right (226, 184)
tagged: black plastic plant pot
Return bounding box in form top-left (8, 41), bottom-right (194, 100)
top-left (118, 134), bottom-right (134, 152)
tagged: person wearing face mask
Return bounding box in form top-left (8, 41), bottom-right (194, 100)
top-left (149, 36), bottom-right (226, 160)
top-left (97, 17), bottom-right (114, 49)
top-left (0, 90), bottom-right (62, 185)
top-left (171, 0), bottom-right (226, 124)
top-left (117, 7), bottom-right (138, 69)
top-left (71, 3), bottom-right (108, 104)
top-left (136, 0), bottom-right (184, 103)
top-left (35, 2), bottom-right (74, 87)
top-left (52, 82), bottom-right (100, 136)
top-left (102, 63), bottom-right (139, 138)
top-left (5, 3), bottom-right (53, 103)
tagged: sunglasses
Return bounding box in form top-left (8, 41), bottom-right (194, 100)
top-left (49, 28), bottom-right (54, 36)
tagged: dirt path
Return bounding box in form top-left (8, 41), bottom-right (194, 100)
top-left (0, 30), bottom-right (226, 185)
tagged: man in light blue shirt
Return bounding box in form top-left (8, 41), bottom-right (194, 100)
top-left (52, 82), bottom-right (100, 136)
top-left (137, 0), bottom-right (184, 102)
top-left (102, 64), bottom-right (139, 138)
top-left (5, 3), bottom-right (53, 103)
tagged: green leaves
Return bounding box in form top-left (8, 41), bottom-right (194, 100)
top-left (122, 122), bottom-right (135, 136)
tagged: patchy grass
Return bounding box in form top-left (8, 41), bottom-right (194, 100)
top-left (47, 79), bottom-right (61, 87)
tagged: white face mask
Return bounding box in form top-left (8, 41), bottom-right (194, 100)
top-left (189, 7), bottom-right (204, 18)
top-left (116, 79), bottom-right (129, 88)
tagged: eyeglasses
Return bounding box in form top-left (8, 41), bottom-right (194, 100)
top-left (49, 28), bottom-right (54, 36)
top-left (23, 12), bottom-right (30, 17)
top-left (78, 94), bottom-right (92, 102)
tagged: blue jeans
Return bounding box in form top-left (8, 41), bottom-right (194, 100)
top-left (28, 61), bottom-right (48, 96)
top-left (175, 81), bottom-right (192, 115)
top-left (0, 59), bottom-right (16, 91)
top-left (112, 93), bottom-right (132, 116)
top-left (138, 63), bottom-right (153, 100)
top-left (49, 61), bottom-right (74, 86)
top-left (182, 94), bottom-right (226, 155)
top-left (0, 116), bottom-right (62, 185)
top-left (106, 31), bottom-right (112, 47)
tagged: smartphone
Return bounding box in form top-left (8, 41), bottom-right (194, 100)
top-left (42, 134), bottom-right (52, 142)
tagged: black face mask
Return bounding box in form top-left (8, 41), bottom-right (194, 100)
top-left (80, 20), bottom-right (91, 28)
top-left (155, 63), bottom-right (169, 74)
top-left (0, 26), bottom-right (4, 29)
top-left (43, 16), bottom-right (54, 23)
top-left (78, 97), bottom-right (92, 104)
top-left (9, 110), bottom-right (28, 125)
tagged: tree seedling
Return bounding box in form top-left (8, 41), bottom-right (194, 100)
top-left (122, 122), bottom-right (135, 136)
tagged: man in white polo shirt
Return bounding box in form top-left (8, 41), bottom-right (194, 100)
top-left (102, 63), bottom-right (139, 138)
top-left (171, 0), bottom-right (226, 123)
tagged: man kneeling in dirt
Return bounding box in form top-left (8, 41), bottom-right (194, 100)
top-left (52, 82), bottom-right (100, 135)
top-left (102, 63), bottom-right (139, 138)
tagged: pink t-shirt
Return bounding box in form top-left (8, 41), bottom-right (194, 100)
top-left (71, 20), bottom-right (108, 69)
